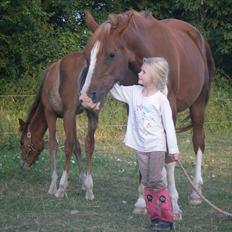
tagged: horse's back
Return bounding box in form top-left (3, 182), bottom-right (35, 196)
top-left (154, 18), bottom-right (215, 109)
top-left (59, 52), bottom-right (87, 112)
top-left (44, 52), bottom-right (87, 115)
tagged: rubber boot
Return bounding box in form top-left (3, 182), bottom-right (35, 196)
top-left (157, 188), bottom-right (174, 222)
top-left (155, 187), bottom-right (174, 230)
top-left (144, 188), bottom-right (159, 223)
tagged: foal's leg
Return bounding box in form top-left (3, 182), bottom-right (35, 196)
top-left (189, 100), bottom-right (206, 205)
top-left (45, 111), bottom-right (58, 195)
top-left (72, 124), bottom-right (83, 186)
top-left (81, 111), bottom-right (98, 200)
top-left (55, 112), bottom-right (76, 198)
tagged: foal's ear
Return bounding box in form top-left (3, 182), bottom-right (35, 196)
top-left (85, 11), bottom-right (98, 32)
top-left (18, 118), bottom-right (25, 132)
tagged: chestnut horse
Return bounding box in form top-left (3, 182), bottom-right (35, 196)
top-left (19, 52), bottom-right (99, 200)
top-left (80, 10), bottom-right (215, 219)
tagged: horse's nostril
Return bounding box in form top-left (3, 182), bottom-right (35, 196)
top-left (91, 92), bottom-right (97, 101)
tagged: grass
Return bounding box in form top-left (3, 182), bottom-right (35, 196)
top-left (0, 127), bottom-right (232, 232)
top-left (0, 82), bottom-right (232, 231)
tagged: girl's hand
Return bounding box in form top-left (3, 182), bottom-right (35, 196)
top-left (165, 153), bottom-right (180, 163)
top-left (169, 153), bottom-right (180, 161)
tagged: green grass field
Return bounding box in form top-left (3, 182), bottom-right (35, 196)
top-left (0, 82), bottom-right (232, 232)
top-left (0, 129), bottom-right (232, 232)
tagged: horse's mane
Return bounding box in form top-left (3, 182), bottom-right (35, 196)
top-left (86, 10), bottom-right (154, 57)
top-left (24, 73), bottom-right (45, 126)
top-left (87, 22), bottom-right (111, 56)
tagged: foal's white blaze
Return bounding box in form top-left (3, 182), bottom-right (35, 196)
top-left (81, 40), bottom-right (100, 94)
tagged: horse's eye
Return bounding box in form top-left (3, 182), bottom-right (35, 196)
top-left (108, 52), bottom-right (115, 59)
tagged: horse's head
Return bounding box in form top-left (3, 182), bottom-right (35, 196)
top-left (18, 119), bottom-right (44, 170)
top-left (80, 11), bottom-right (142, 111)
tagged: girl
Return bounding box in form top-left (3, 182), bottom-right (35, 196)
top-left (110, 57), bottom-right (179, 230)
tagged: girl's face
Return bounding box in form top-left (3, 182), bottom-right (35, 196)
top-left (138, 64), bottom-right (157, 87)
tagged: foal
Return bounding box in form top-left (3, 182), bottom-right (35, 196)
top-left (19, 52), bottom-right (98, 200)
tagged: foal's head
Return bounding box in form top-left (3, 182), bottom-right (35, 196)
top-left (18, 119), bottom-right (44, 170)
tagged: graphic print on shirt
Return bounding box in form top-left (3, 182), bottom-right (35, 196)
top-left (134, 103), bottom-right (159, 135)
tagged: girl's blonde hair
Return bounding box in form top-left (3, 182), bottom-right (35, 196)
top-left (143, 57), bottom-right (169, 94)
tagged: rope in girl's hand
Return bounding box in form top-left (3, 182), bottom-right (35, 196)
top-left (177, 160), bottom-right (232, 218)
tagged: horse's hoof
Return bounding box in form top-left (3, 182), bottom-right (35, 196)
top-left (173, 210), bottom-right (183, 221)
top-left (133, 206), bottom-right (147, 214)
top-left (81, 184), bottom-right (86, 191)
top-left (85, 191), bottom-right (94, 201)
top-left (48, 185), bottom-right (57, 195)
top-left (48, 188), bottom-right (57, 195)
top-left (189, 193), bottom-right (202, 205)
top-left (55, 189), bottom-right (65, 198)
top-left (189, 196), bottom-right (202, 205)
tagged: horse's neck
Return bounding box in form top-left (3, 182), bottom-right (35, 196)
top-left (126, 16), bottom-right (165, 53)
top-left (28, 103), bottom-right (47, 140)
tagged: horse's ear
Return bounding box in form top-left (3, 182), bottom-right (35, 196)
top-left (108, 13), bottom-right (118, 26)
top-left (85, 11), bottom-right (98, 32)
top-left (110, 12), bottom-right (133, 34)
top-left (18, 118), bottom-right (25, 132)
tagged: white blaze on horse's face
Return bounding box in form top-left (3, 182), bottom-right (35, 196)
top-left (81, 40), bottom-right (101, 94)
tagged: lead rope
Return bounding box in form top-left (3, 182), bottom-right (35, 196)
top-left (177, 160), bottom-right (232, 217)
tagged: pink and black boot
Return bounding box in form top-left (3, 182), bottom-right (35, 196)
top-left (144, 188), bottom-right (159, 224)
top-left (156, 187), bottom-right (174, 230)
top-left (144, 187), bottom-right (174, 230)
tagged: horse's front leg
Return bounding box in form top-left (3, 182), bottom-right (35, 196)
top-left (48, 138), bottom-right (58, 195)
top-left (80, 111), bottom-right (98, 200)
top-left (133, 172), bottom-right (147, 214)
top-left (55, 113), bottom-right (75, 198)
top-left (45, 112), bottom-right (58, 195)
top-left (166, 162), bottom-right (182, 220)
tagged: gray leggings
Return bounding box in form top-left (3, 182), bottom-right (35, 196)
top-left (136, 151), bottom-right (166, 190)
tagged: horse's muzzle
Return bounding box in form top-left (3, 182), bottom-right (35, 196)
top-left (20, 159), bottom-right (31, 170)
top-left (79, 92), bottom-right (101, 112)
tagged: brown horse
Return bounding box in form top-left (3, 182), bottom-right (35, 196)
top-left (19, 52), bottom-right (99, 200)
top-left (80, 10), bottom-right (215, 219)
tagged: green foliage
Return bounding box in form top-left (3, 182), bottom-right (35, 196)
top-left (0, 0), bottom-right (231, 95)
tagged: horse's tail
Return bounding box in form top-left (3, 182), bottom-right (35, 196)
top-left (186, 27), bottom-right (215, 91)
top-left (204, 40), bottom-right (216, 105)
top-left (175, 113), bottom-right (192, 133)
top-left (175, 32), bottom-right (215, 134)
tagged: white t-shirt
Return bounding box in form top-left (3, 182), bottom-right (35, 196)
top-left (110, 84), bottom-right (179, 154)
